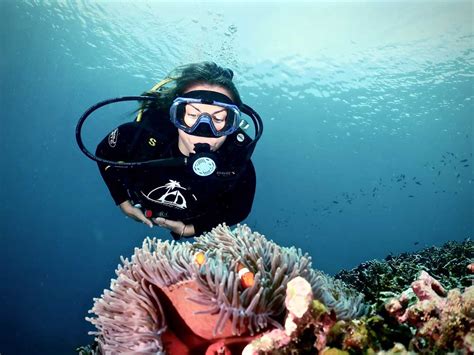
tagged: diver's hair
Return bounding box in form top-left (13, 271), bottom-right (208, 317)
top-left (142, 62), bottom-right (242, 113)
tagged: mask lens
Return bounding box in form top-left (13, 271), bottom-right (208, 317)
top-left (183, 104), bottom-right (233, 132)
top-left (172, 99), bottom-right (239, 137)
top-left (182, 104), bottom-right (199, 128)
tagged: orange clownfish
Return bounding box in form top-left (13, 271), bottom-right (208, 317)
top-left (237, 262), bottom-right (255, 288)
top-left (194, 251), bottom-right (206, 266)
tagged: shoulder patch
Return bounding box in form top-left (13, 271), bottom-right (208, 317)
top-left (108, 128), bottom-right (119, 148)
top-left (148, 137), bottom-right (157, 147)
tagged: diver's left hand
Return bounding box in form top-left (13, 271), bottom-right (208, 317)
top-left (154, 217), bottom-right (195, 238)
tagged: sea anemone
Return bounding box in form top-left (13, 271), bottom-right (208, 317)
top-left (86, 224), bottom-right (368, 353)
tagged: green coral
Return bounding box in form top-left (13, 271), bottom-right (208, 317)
top-left (311, 299), bottom-right (329, 317)
top-left (75, 344), bottom-right (97, 355)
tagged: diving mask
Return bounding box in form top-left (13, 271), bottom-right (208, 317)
top-left (169, 90), bottom-right (241, 138)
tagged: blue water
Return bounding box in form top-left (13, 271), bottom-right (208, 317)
top-left (1, 1), bottom-right (472, 353)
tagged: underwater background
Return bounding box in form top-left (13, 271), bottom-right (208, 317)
top-left (0, 0), bottom-right (472, 353)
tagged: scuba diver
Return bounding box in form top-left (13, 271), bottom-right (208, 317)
top-left (76, 62), bottom-right (263, 240)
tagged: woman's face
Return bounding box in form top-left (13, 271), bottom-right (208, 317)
top-left (177, 83), bottom-right (233, 156)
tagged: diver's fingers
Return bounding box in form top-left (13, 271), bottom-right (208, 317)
top-left (118, 201), bottom-right (152, 227)
top-left (136, 213), bottom-right (153, 228)
top-left (154, 217), bottom-right (183, 233)
top-left (167, 220), bottom-right (182, 232)
top-left (154, 217), bottom-right (168, 227)
top-left (140, 216), bottom-right (154, 228)
top-left (129, 208), bottom-right (153, 228)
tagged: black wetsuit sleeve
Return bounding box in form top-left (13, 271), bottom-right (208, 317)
top-left (95, 123), bottom-right (139, 206)
top-left (191, 161), bottom-right (256, 236)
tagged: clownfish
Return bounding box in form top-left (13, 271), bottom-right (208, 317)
top-left (237, 262), bottom-right (255, 288)
top-left (194, 251), bottom-right (206, 266)
top-left (193, 253), bottom-right (254, 288)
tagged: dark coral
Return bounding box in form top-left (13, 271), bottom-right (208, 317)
top-left (335, 238), bottom-right (473, 306)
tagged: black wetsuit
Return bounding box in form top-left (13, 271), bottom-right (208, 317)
top-left (96, 108), bottom-right (256, 237)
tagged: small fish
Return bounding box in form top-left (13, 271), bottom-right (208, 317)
top-left (457, 173), bottom-right (461, 178)
top-left (333, 201), bottom-right (339, 204)
top-left (460, 159), bottom-right (468, 163)
top-left (416, 181), bottom-right (422, 185)
top-left (414, 241), bottom-right (419, 245)
top-left (438, 171), bottom-right (441, 176)
top-left (194, 251), bottom-right (206, 266)
top-left (408, 195), bottom-right (414, 198)
top-left (464, 164), bottom-right (470, 167)
top-left (237, 263), bottom-right (254, 288)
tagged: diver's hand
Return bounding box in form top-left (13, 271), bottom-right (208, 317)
top-left (154, 217), bottom-right (195, 238)
top-left (119, 200), bottom-right (153, 228)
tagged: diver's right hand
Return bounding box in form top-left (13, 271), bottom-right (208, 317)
top-left (119, 200), bottom-right (153, 228)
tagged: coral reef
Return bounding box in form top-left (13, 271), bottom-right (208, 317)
top-left (242, 276), bottom-right (338, 354)
top-left (335, 238), bottom-right (473, 307)
top-left (81, 226), bottom-right (472, 354)
top-left (385, 270), bottom-right (474, 353)
top-left (243, 270), bottom-right (473, 354)
top-left (242, 276), bottom-right (378, 354)
top-left (84, 224), bottom-right (367, 354)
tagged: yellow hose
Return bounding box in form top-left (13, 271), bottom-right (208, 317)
top-left (136, 77), bottom-right (175, 122)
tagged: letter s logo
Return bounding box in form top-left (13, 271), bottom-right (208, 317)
top-left (148, 137), bottom-right (157, 147)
